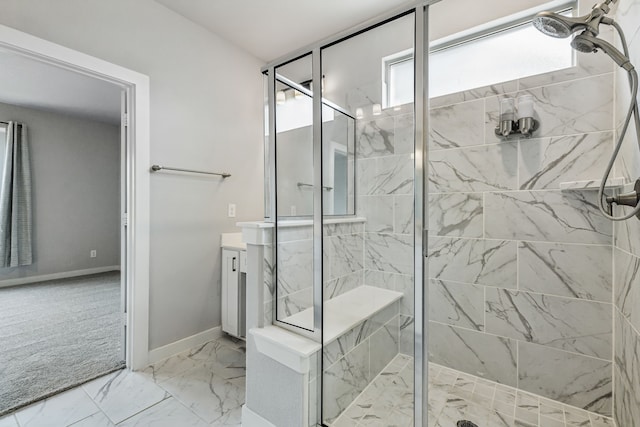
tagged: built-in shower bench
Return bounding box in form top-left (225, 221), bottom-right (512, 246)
top-left (282, 285), bottom-right (402, 344)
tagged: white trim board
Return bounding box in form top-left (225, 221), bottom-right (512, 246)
top-left (0, 24), bottom-right (151, 371)
top-left (147, 326), bottom-right (223, 365)
top-left (0, 266), bottom-right (121, 288)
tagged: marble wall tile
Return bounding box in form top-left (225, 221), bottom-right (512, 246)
top-left (428, 237), bottom-right (517, 288)
top-left (428, 321), bottom-right (518, 386)
top-left (429, 99), bottom-right (484, 150)
top-left (323, 222), bottom-right (364, 237)
top-left (277, 225), bottom-right (312, 242)
top-left (429, 143), bottom-right (518, 193)
top-left (395, 274), bottom-right (414, 317)
top-left (394, 113), bottom-right (414, 155)
top-left (485, 74), bottom-right (614, 141)
top-left (324, 270), bottom-right (363, 300)
top-left (276, 288), bottom-right (312, 321)
top-left (614, 309), bottom-right (640, 427)
top-left (519, 132), bottom-right (613, 190)
top-left (365, 232), bottom-right (413, 275)
top-left (324, 233), bottom-right (364, 281)
top-left (614, 248), bottom-right (640, 332)
top-left (394, 195), bottom-right (414, 235)
top-left (429, 279), bottom-right (484, 331)
top-left (370, 316), bottom-right (400, 377)
top-left (399, 315), bottom-right (414, 356)
top-left (430, 80), bottom-right (518, 109)
top-left (485, 190), bottom-right (613, 244)
top-left (429, 192), bottom-right (483, 238)
top-left (485, 288), bottom-right (612, 359)
top-left (277, 239), bottom-right (312, 295)
top-left (518, 241), bottom-right (612, 302)
top-left (357, 195), bottom-right (393, 233)
top-left (614, 202), bottom-right (640, 257)
top-left (518, 342), bottom-right (612, 416)
top-left (364, 269), bottom-right (399, 289)
top-left (357, 116), bottom-right (395, 158)
top-left (323, 340), bottom-right (371, 423)
top-left (357, 154), bottom-right (413, 196)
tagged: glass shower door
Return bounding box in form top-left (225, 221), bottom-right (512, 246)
top-left (320, 12), bottom-right (418, 426)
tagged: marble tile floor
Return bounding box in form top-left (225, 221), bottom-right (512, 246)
top-left (332, 355), bottom-right (616, 427)
top-left (0, 335), bottom-right (246, 427)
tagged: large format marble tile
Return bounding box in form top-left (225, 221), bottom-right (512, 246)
top-left (519, 132), bottom-right (613, 190)
top-left (615, 210), bottom-right (640, 257)
top-left (365, 232), bottom-right (413, 275)
top-left (485, 288), bottom-right (612, 359)
top-left (518, 241), bottom-right (612, 302)
top-left (614, 309), bottom-right (640, 427)
top-left (118, 398), bottom-right (208, 427)
top-left (357, 154), bottom-right (413, 196)
top-left (13, 388), bottom-right (99, 427)
top-left (429, 279), bottom-right (484, 331)
top-left (394, 113), bottom-right (414, 155)
top-left (485, 190), bottom-right (612, 244)
top-left (323, 339), bottom-right (371, 423)
top-left (614, 247), bottom-right (640, 332)
top-left (394, 195), bottom-right (414, 235)
top-left (429, 192), bottom-right (483, 238)
top-left (428, 321), bottom-right (517, 386)
top-left (429, 143), bottom-right (517, 193)
top-left (82, 369), bottom-right (169, 424)
top-left (324, 271), bottom-right (362, 300)
top-left (0, 416), bottom-right (17, 427)
top-left (429, 98), bottom-right (484, 150)
top-left (430, 80), bottom-right (518, 109)
top-left (518, 342), bottom-right (612, 416)
top-left (399, 315), bottom-right (414, 356)
top-left (395, 274), bottom-right (414, 317)
top-left (428, 237), bottom-right (517, 288)
top-left (68, 411), bottom-right (114, 427)
top-left (324, 233), bottom-right (364, 281)
top-left (370, 316), bottom-right (400, 377)
top-left (160, 364), bottom-right (244, 424)
top-left (357, 195), bottom-right (393, 233)
top-left (357, 116), bottom-right (395, 159)
top-left (485, 73), bottom-right (614, 140)
top-left (276, 239), bottom-right (313, 295)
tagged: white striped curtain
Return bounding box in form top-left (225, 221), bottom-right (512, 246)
top-left (0, 122), bottom-right (32, 268)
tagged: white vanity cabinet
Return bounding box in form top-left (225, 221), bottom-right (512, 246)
top-left (221, 233), bottom-right (247, 338)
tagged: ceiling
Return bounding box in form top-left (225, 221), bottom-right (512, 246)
top-left (155, 0), bottom-right (414, 63)
top-left (0, 48), bottom-right (122, 125)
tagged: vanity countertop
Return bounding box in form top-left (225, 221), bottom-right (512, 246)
top-left (220, 232), bottom-right (246, 251)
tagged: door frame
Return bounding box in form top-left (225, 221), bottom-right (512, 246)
top-left (0, 24), bottom-right (151, 370)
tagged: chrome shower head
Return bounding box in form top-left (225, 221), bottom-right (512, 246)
top-left (532, 11), bottom-right (582, 38)
top-left (533, 12), bottom-right (584, 39)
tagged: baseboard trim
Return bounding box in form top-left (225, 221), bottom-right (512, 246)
top-left (147, 326), bottom-right (223, 365)
top-left (242, 405), bottom-right (277, 427)
top-left (0, 266), bottom-right (121, 288)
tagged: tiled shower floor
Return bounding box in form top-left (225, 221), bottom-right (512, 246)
top-left (332, 355), bottom-right (615, 427)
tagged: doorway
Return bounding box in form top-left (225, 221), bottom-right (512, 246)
top-left (0, 23), bottom-right (150, 415)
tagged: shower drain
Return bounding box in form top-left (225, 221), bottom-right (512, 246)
top-left (457, 421), bottom-right (479, 427)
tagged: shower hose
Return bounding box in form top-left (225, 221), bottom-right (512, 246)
top-left (599, 21), bottom-right (640, 220)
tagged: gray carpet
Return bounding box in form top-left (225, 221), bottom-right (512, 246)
top-left (0, 272), bottom-right (124, 416)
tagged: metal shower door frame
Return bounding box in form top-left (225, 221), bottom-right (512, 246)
top-left (264, 3), bottom-right (430, 424)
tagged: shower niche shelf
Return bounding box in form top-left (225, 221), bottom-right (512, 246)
top-left (559, 177), bottom-right (625, 191)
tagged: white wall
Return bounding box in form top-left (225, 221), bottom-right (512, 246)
top-left (0, 0), bottom-right (265, 350)
top-left (0, 102), bottom-right (120, 282)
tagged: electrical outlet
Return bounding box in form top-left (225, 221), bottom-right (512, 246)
top-left (90, 250), bottom-right (97, 258)
top-left (228, 203), bottom-right (236, 218)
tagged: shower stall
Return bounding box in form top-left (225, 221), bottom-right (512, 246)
top-left (241, 0), bottom-right (640, 426)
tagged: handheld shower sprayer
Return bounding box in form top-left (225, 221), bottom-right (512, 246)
top-left (533, 0), bottom-right (640, 221)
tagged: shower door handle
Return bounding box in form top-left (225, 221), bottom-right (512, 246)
top-left (232, 257), bottom-right (237, 272)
